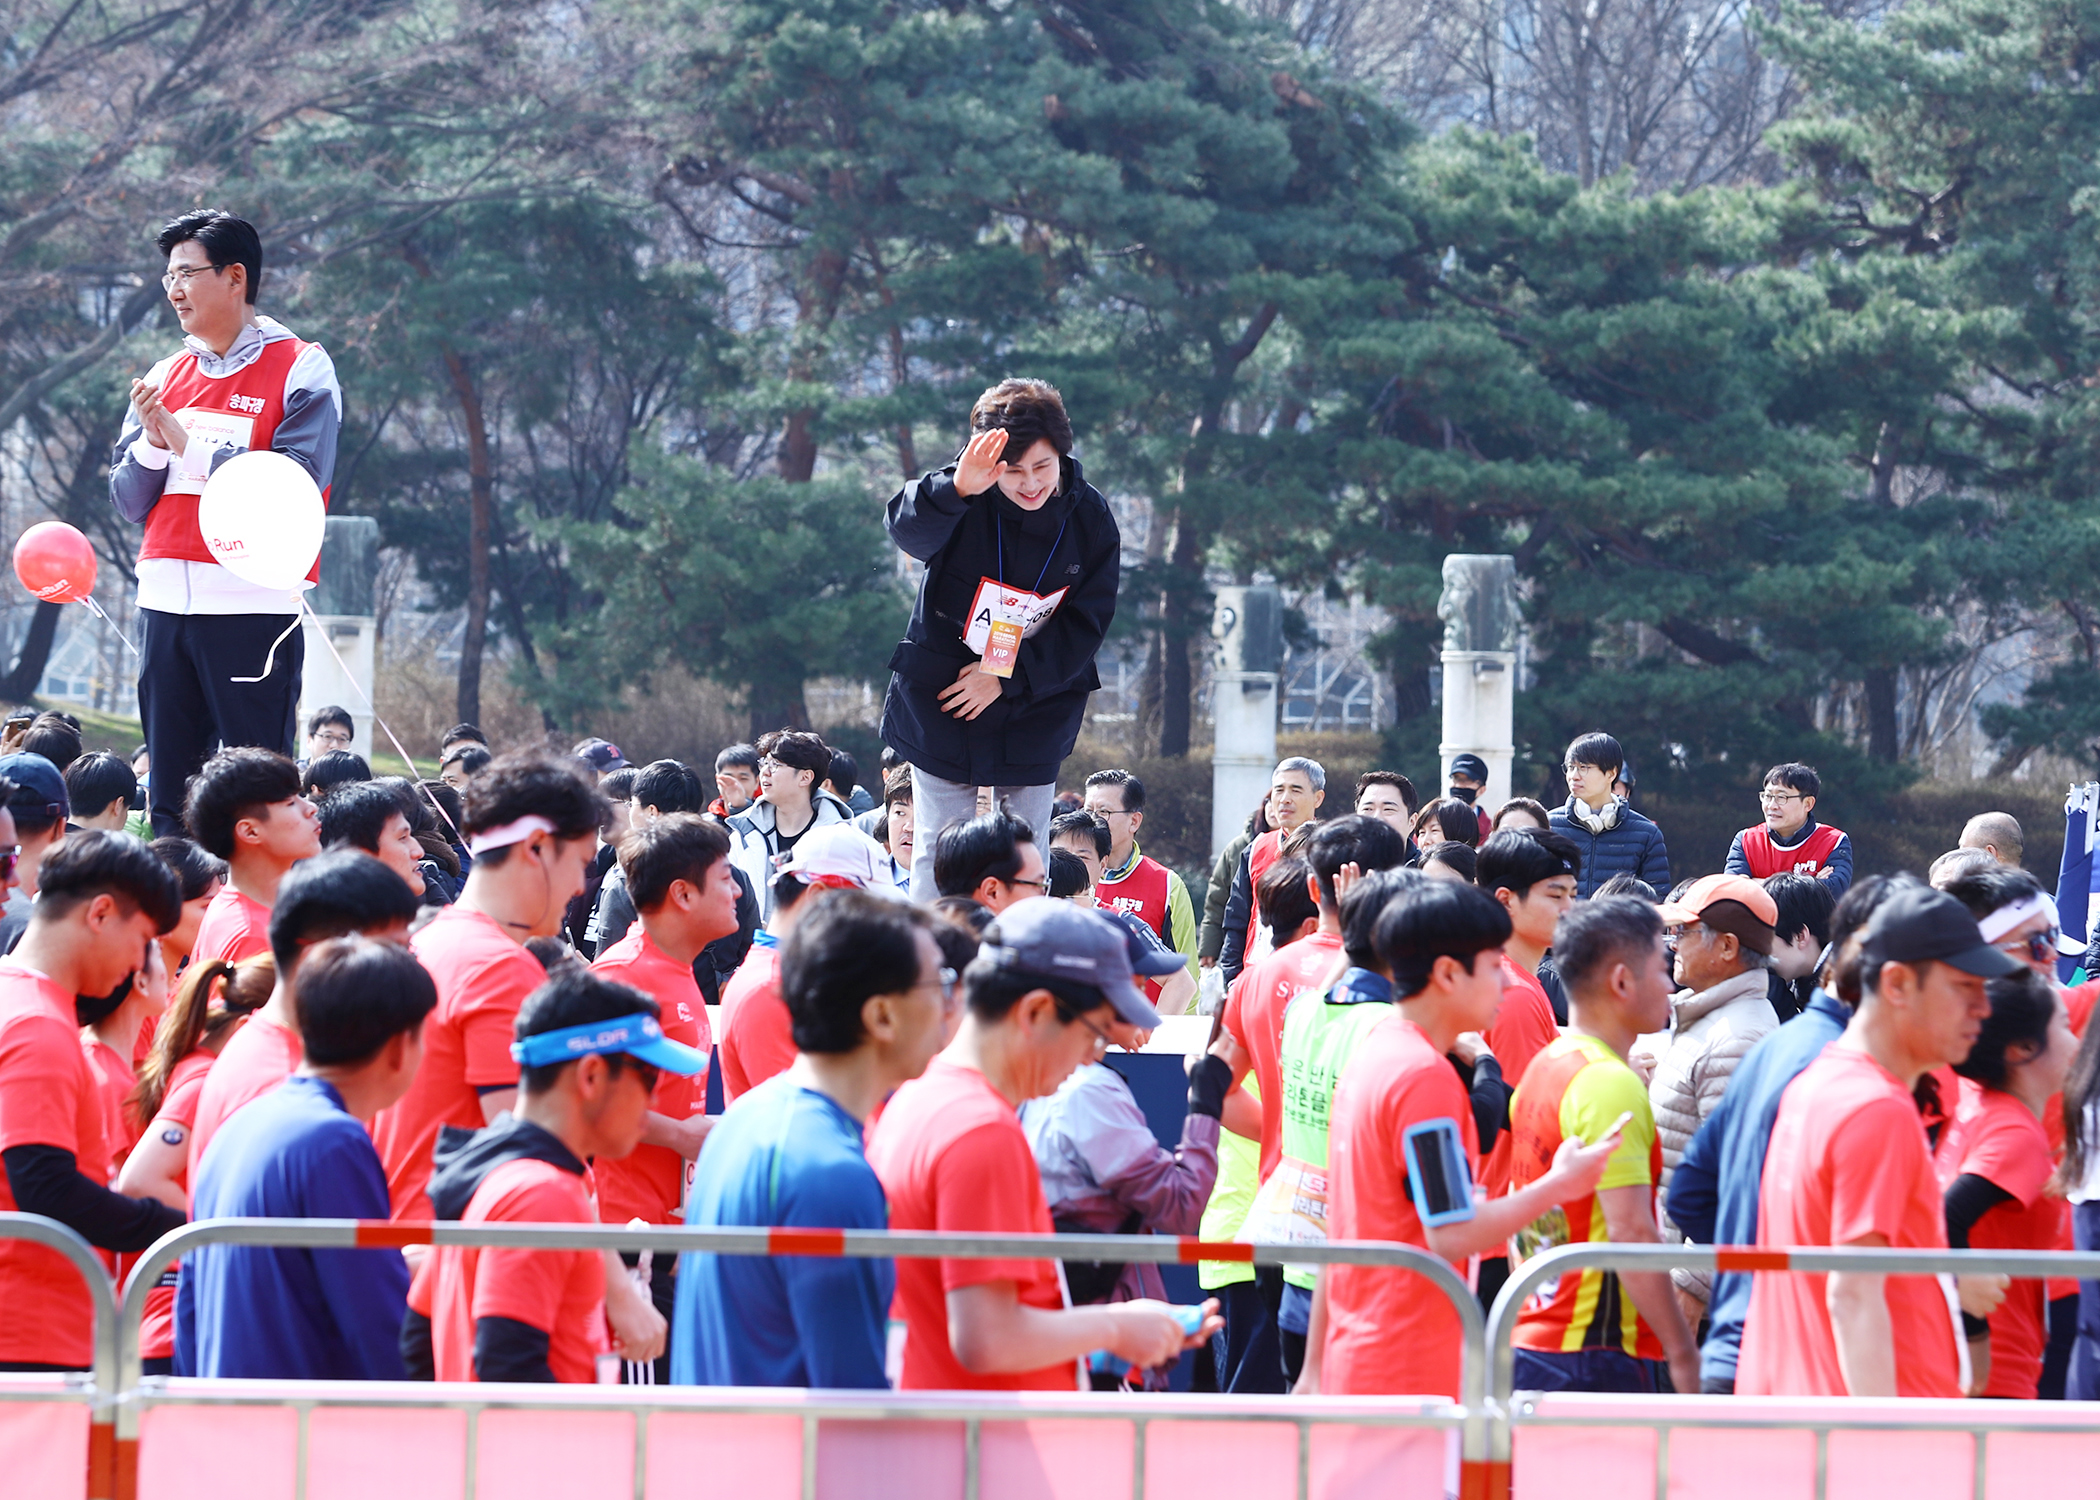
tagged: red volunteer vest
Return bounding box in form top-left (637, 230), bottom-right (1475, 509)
top-left (1243, 828), bottom-right (1285, 952)
top-left (141, 337), bottom-right (329, 578)
top-left (1096, 854), bottom-right (1173, 1000)
top-left (1738, 823), bottom-right (1844, 879)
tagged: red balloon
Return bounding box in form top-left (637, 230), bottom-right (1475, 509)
top-left (13, 522), bottom-right (97, 604)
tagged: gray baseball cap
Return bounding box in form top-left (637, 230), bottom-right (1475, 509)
top-left (976, 897), bottom-right (1162, 1028)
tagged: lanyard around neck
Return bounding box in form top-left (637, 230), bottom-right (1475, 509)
top-left (996, 508), bottom-right (1068, 597)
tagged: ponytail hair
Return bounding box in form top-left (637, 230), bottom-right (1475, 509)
top-left (130, 954), bottom-right (274, 1122)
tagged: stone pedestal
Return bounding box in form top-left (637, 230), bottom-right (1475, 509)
top-left (1437, 555), bottom-right (1520, 810)
top-left (1211, 586), bottom-right (1282, 862)
top-left (297, 517), bottom-right (380, 761)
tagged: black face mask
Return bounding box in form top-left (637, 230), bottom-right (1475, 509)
top-left (1449, 785), bottom-right (1479, 805)
top-left (75, 971), bottom-right (135, 1028)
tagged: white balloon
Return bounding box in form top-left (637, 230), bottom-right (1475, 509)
top-left (197, 450), bottom-right (325, 592)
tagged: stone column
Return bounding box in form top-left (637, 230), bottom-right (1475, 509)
top-left (1438, 555), bottom-right (1520, 811)
top-left (298, 516), bottom-right (380, 761)
top-left (1210, 585), bottom-right (1281, 862)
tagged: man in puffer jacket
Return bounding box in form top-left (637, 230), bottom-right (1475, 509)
top-left (1547, 731), bottom-right (1671, 899)
top-left (1639, 875), bottom-right (1780, 1316)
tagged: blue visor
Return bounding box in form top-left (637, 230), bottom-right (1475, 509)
top-left (509, 1012), bottom-right (705, 1076)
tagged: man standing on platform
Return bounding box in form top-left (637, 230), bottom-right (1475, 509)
top-left (108, 209), bottom-right (341, 837)
top-left (881, 380), bottom-right (1119, 901)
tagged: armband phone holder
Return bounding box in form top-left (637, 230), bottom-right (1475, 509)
top-left (1403, 1118), bottom-right (1476, 1226)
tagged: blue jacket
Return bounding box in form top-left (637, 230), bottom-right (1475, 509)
top-left (1547, 797), bottom-right (1671, 899)
top-left (1667, 987), bottom-right (1849, 1387)
top-left (177, 1076), bottom-right (408, 1380)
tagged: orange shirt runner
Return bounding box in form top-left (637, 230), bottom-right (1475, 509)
top-left (590, 927), bottom-right (712, 1226)
top-left (191, 886), bottom-right (272, 967)
top-left (138, 1049), bottom-right (216, 1363)
top-left (1221, 931), bottom-right (1345, 1182)
top-left (1322, 1013), bottom-right (1480, 1398)
top-left (372, 908), bottom-right (545, 1219)
top-left (1738, 1044), bottom-right (1960, 1398)
top-left (0, 962), bottom-right (111, 1367)
top-left (717, 934), bottom-right (794, 1106)
top-left (187, 1013), bottom-right (302, 1190)
top-left (867, 1056), bottom-right (1073, 1391)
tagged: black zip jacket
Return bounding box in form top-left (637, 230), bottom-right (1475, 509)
top-left (880, 454), bottom-right (1120, 787)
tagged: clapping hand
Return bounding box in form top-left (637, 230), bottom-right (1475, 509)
top-left (129, 380), bottom-right (187, 454)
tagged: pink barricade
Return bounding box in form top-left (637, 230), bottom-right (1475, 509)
top-left (0, 1211), bottom-right (121, 1499)
top-left (127, 1384), bottom-right (1461, 1500)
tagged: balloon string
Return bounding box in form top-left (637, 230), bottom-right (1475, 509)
top-left (287, 596), bottom-right (463, 843)
top-left (80, 597), bottom-right (140, 659)
top-left (228, 614), bottom-right (305, 685)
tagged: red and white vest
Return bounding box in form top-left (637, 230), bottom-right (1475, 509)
top-left (142, 337), bottom-right (329, 579)
top-left (1738, 823), bottom-right (1844, 879)
top-left (1097, 854), bottom-right (1173, 999)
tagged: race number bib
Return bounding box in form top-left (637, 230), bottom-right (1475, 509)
top-left (1239, 1153), bottom-right (1328, 1282)
top-left (965, 577), bottom-right (1068, 678)
top-left (164, 408), bottom-right (257, 496)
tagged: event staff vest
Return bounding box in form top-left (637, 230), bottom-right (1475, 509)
top-left (140, 337), bottom-right (328, 573)
top-left (1738, 823), bottom-right (1844, 880)
top-left (1243, 973), bottom-right (1392, 1291)
top-left (1096, 854), bottom-right (1172, 997)
top-left (1243, 828), bottom-right (1285, 951)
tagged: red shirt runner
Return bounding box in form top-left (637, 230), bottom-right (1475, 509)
top-left (1322, 1014), bottom-right (1480, 1398)
top-left (429, 1157), bottom-right (608, 1383)
top-left (0, 962), bottom-right (110, 1366)
top-left (1936, 1077), bottom-right (2063, 1399)
top-left (372, 908), bottom-right (545, 1219)
top-left (591, 927), bottom-right (712, 1226)
top-left (191, 887), bottom-right (273, 968)
top-left (1738, 1045), bottom-right (1961, 1397)
top-left (718, 938), bottom-right (794, 1106)
top-left (1222, 931), bottom-right (1345, 1182)
top-left (867, 1056), bottom-right (1073, 1391)
top-left (187, 1013), bottom-right (302, 1191)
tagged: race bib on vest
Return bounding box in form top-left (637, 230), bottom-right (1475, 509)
top-left (165, 407), bottom-right (256, 496)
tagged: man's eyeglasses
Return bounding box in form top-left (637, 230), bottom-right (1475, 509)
top-left (313, 730), bottom-right (353, 750)
top-left (0, 845), bottom-right (20, 883)
top-left (160, 264), bottom-right (224, 291)
top-left (1759, 791), bottom-right (1805, 806)
top-left (914, 967), bottom-right (960, 1006)
top-left (1006, 875), bottom-right (1047, 892)
top-left (1068, 1009), bottom-right (1114, 1054)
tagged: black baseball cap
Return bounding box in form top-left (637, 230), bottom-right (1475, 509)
top-left (1449, 753), bottom-right (1489, 783)
top-left (1860, 885), bottom-right (2022, 979)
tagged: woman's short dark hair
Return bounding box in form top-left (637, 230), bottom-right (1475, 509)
top-left (1593, 872), bottom-right (1658, 902)
top-left (1421, 841), bottom-right (1478, 883)
top-left (1958, 969), bottom-right (2059, 1092)
top-left (971, 378), bottom-right (1074, 459)
top-left (150, 835), bottom-right (225, 903)
top-left (22, 716), bottom-right (81, 773)
top-left (932, 895), bottom-right (994, 934)
top-left (1376, 880), bottom-right (1513, 999)
top-left (1477, 828), bottom-right (1581, 899)
top-left (630, 759), bottom-right (705, 815)
top-left (440, 743), bottom-right (493, 778)
top-left (36, 831), bottom-right (182, 933)
top-left (753, 730), bottom-right (831, 779)
top-left (156, 208), bottom-right (263, 304)
top-left (827, 750), bottom-right (861, 796)
top-left (65, 752), bottom-right (138, 819)
top-left (1491, 797), bottom-right (1553, 832)
top-left (183, 747), bottom-right (301, 859)
top-left (1553, 896), bottom-right (1663, 994)
top-left (1258, 855), bottom-right (1319, 942)
top-left (318, 781), bottom-right (403, 855)
top-left (601, 767), bottom-right (639, 805)
top-left (1564, 731), bottom-right (1625, 780)
top-left (462, 753), bottom-right (608, 865)
top-left (515, 969), bottom-right (660, 1093)
top-left (294, 935), bottom-right (437, 1067)
top-left (619, 813), bottom-right (731, 910)
top-left (1412, 798), bottom-right (1481, 850)
top-left (782, 890), bottom-right (932, 1054)
top-left (420, 779), bottom-right (465, 838)
top-left (1341, 867), bottom-right (1427, 970)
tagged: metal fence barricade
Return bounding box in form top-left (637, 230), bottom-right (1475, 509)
top-left (1484, 1243), bottom-right (2100, 1500)
top-left (118, 1220), bottom-right (1487, 1500)
top-left (0, 1211), bottom-right (120, 1500)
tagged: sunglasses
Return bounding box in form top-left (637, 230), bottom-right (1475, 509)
top-left (1998, 929), bottom-right (2062, 965)
top-left (0, 845), bottom-right (20, 883)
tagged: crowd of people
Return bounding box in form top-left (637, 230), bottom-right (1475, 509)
top-left (0, 699), bottom-right (2092, 1407)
